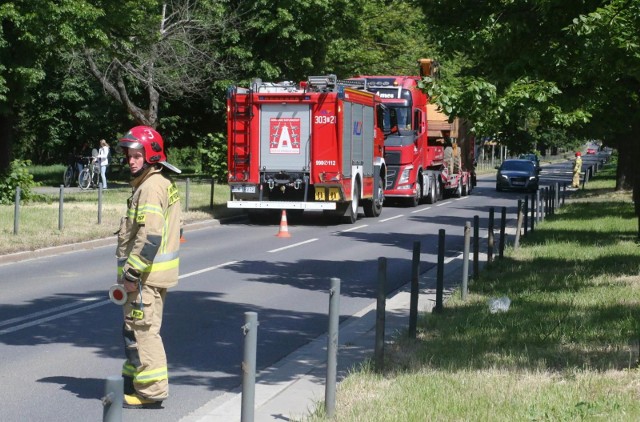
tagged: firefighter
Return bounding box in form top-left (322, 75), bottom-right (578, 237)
top-left (572, 151), bottom-right (582, 188)
top-left (116, 126), bottom-right (182, 409)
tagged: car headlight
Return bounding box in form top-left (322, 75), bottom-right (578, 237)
top-left (499, 174), bottom-right (508, 181)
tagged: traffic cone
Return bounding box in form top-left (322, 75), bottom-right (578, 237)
top-left (180, 228), bottom-right (186, 243)
top-left (276, 210), bottom-right (291, 238)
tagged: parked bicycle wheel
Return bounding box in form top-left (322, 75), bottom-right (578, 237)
top-left (63, 166), bottom-right (75, 187)
top-left (78, 167), bottom-right (92, 190)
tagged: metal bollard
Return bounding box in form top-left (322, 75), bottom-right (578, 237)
top-left (408, 241), bottom-right (421, 338)
top-left (13, 187), bottom-right (21, 235)
top-left (241, 312), bottom-right (259, 422)
top-left (554, 182), bottom-right (560, 210)
top-left (185, 178), bottom-right (191, 212)
top-left (98, 186), bottom-right (103, 224)
top-left (473, 215), bottom-right (479, 280)
top-left (102, 376), bottom-right (123, 422)
top-left (210, 177), bottom-right (215, 210)
top-left (434, 229), bottom-right (445, 313)
top-left (462, 222), bottom-right (471, 301)
top-left (499, 207), bottom-right (506, 259)
top-left (325, 278), bottom-right (341, 418)
top-left (487, 208), bottom-right (495, 263)
top-left (535, 190), bottom-right (541, 224)
top-left (523, 195), bottom-right (529, 236)
top-left (515, 200), bottom-right (524, 249)
top-left (59, 185), bottom-right (64, 231)
top-left (374, 257), bottom-right (387, 372)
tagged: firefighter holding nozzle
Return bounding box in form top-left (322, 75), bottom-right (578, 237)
top-left (113, 126), bottom-right (182, 409)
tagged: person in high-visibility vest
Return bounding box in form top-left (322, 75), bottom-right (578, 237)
top-left (572, 151), bottom-right (582, 188)
top-left (116, 126), bottom-right (182, 409)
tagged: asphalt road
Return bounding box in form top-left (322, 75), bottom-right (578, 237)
top-left (0, 156), bottom-right (599, 421)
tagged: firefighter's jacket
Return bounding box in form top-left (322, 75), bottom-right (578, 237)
top-left (573, 156), bottom-right (582, 173)
top-left (116, 166), bottom-right (181, 288)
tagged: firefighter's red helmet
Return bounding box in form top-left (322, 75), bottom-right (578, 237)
top-left (575, 151), bottom-right (581, 157)
top-left (119, 126), bottom-right (181, 173)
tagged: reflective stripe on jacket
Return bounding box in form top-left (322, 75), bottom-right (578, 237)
top-left (116, 166), bottom-right (181, 288)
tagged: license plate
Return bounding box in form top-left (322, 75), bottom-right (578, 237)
top-left (232, 185), bottom-right (256, 193)
top-left (512, 181), bottom-right (524, 186)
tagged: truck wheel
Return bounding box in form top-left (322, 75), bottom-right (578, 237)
top-left (408, 179), bottom-right (421, 207)
top-left (454, 180), bottom-right (462, 198)
top-left (426, 180), bottom-right (436, 204)
top-left (364, 177), bottom-right (383, 217)
top-left (343, 181), bottom-right (360, 224)
top-left (462, 179), bottom-right (468, 196)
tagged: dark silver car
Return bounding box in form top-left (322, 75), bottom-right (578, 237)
top-left (496, 159), bottom-right (539, 192)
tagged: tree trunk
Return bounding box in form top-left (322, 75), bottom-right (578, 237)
top-left (0, 112), bottom-right (14, 173)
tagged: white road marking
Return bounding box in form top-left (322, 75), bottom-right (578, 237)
top-left (379, 214), bottom-right (404, 222)
top-left (268, 239), bottom-right (318, 253)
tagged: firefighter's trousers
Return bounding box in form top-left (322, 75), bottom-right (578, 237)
top-left (122, 284), bottom-right (169, 400)
top-left (572, 171), bottom-right (580, 188)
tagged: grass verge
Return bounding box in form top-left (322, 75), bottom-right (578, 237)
top-left (306, 161), bottom-right (640, 421)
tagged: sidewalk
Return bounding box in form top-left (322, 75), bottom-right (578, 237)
top-left (181, 247), bottom-right (490, 422)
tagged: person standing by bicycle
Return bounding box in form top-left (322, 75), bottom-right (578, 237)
top-left (96, 139), bottom-right (110, 189)
top-left (115, 126), bottom-right (182, 409)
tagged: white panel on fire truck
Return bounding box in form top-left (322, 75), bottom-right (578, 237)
top-left (341, 102), bottom-right (352, 178)
top-left (260, 104), bottom-right (311, 171)
top-left (351, 103), bottom-right (364, 167)
top-left (363, 106), bottom-right (374, 176)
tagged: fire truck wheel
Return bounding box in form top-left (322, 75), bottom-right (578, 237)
top-left (364, 178), bottom-right (383, 217)
top-left (462, 179), bottom-right (469, 196)
top-left (343, 182), bottom-right (360, 224)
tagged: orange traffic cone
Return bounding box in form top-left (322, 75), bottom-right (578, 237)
top-left (276, 210), bottom-right (291, 238)
top-left (180, 228), bottom-right (186, 243)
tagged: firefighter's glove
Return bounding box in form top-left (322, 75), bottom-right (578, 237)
top-left (124, 268), bottom-right (141, 284)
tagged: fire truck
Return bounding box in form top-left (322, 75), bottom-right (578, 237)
top-left (351, 59), bottom-right (474, 206)
top-left (226, 75), bottom-right (386, 224)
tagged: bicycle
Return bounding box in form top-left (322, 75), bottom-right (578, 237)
top-left (78, 157), bottom-right (101, 190)
top-left (63, 155), bottom-right (85, 187)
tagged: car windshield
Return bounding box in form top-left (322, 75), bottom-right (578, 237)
top-left (501, 161), bottom-right (534, 171)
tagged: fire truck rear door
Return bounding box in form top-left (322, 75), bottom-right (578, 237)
top-left (260, 104), bottom-right (311, 171)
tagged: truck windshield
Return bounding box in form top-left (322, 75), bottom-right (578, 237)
top-left (382, 106), bottom-right (412, 132)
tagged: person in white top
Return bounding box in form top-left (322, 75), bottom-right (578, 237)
top-left (97, 139), bottom-right (110, 189)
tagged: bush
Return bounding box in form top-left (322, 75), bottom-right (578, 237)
top-left (199, 132), bottom-right (227, 182)
top-left (0, 160), bottom-right (42, 204)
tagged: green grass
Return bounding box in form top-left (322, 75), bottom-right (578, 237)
top-left (306, 159), bottom-right (640, 421)
top-left (0, 170), bottom-right (238, 255)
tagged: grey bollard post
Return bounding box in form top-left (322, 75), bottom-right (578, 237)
top-left (98, 186), bottom-right (103, 224)
top-left (462, 222), bottom-right (470, 301)
top-left (473, 215), bottom-right (479, 281)
top-left (499, 206), bottom-right (506, 259)
top-left (554, 182), bottom-right (560, 210)
top-left (210, 177), bottom-right (215, 210)
top-left (408, 241), bottom-right (420, 339)
top-left (241, 312), bottom-right (258, 422)
top-left (515, 200), bottom-right (524, 249)
top-left (434, 229), bottom-right (445, 313)
top-left (562, 183), bottom-right (566, 206)
top-left (487, 208), bottom-right (495, 263)
top-left (535, 190), bottom-right (541, 224)
top-left (59, 185), bottom-right (64, 231)
top-left (325, 278), bottom-right (341, 418)
top-left (185, 178), bottom-right (191, 212)
top-left (374, 257), bottom-right (387, 372)
top-left (530, 193), bottom-right (536, 232)
top-left (13, 187), bottom-right (21, 235)
top-left (102, 375), bottom-right (123, 422)
top-left (523, 195), bottom-right (529, 236)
